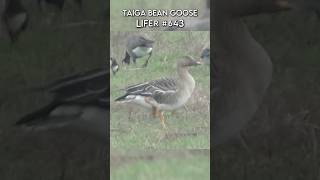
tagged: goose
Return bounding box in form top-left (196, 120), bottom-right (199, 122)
top-left (38, 0), bottom-right (82, 11)
top-left (200, 48), bottom-right (210, 64)
top-left (110, 57), bottom-right (119, 75)
top-left (213, 0), bottom-right (320, 145)
top-left (1, 0), bottom-right (28, 41)
top-left (15, 67), bottom-right (108, 141)
top-left (115, 56), bottom-right (201, 128)
top-left (122, 35), bottom-right (154, 67)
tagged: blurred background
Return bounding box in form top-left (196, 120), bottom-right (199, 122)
top-left (0, 1), bottom-right (107, 179)
top-left (214, 9), bottom-right (320, 180)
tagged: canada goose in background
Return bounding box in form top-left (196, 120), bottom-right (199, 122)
top-left (122, 35), bottom-right (154, 67)
top-left (115, 56), bottom-right (201, 128)
top-left (16, 68), bottom-right (108, 141)
top-left (213, 0), bottom-right (320, 145)
top-left (200, 48), bottom-right (210, 64)
top-left (110, 57), bottom-right (119, 75)
top-left (38, 0), bottom-right (82, 11)
top-left (3, 0), bottom-right (28, 41)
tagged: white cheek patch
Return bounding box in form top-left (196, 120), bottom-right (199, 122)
top-left (132, 47), bottom-right (152, 57)
top-left (112, 65), bottom-right (119, 71)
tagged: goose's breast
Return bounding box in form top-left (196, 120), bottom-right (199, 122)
top-left (132, 47), bottom-right (152, 57)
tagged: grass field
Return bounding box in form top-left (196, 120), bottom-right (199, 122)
top-left (110, 0), bottom-right (208, 31)
top-left (110, 149), bottom-right (210, 180)
top-left (110, 31), bottom-right (210, 149)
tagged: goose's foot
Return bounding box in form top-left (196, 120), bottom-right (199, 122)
top-left (142, 59), bottom-right (149, 68)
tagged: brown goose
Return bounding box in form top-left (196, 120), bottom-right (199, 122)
top-left (213, 0), bottom-right (320, 145)
top-left (115, 56), bottom-right (201, 128)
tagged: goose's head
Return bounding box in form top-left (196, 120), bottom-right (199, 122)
top-left (178, 56), bottom-right (202, 68)
top-left (201, 48), bottom-right (210, 61)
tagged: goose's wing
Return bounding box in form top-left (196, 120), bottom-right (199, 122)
top-left (116, 78), bottom-right (178, 104)
top-left (45, 68), bottom-right (108, 102)
top-left (148, 78), bottom-right (180, 104)
top-left (124, 77), bottom-right (177, 96)
top-left (16, 68), bottom-right (108, 140)
top-left (15, 101), bottom-right (107, 140)
top-left (127, 36), bottom-right (154, 49)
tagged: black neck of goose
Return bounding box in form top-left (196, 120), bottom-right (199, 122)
top-left (122, 51), bottom-right (130, 64)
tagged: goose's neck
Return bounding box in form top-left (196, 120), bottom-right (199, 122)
top-left (177, 66), bottom-right (195, 89)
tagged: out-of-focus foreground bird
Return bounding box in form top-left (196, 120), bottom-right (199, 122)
top-left (16, 67), bottom-right (108, 141)
top-left (213, 0), bottom-right (320, 145)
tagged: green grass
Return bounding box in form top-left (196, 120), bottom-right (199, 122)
top-left (111, 151), bottom-right (210, 180)
top-left (110, 31), bottom-right (210, 149)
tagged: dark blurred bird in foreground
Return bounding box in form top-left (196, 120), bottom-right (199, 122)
top-left (38, 0), bottom-right (82, 11)
top-left (16, 67), bottom-right (108, 141)
top-left (2, 0), bottom-right (28, 41)
top-left (110, 57), bottom-right (119, 75)
top-left (213, 0), bottom-right (320, 145)
top-left (122, 35), bottom-right (154, 67)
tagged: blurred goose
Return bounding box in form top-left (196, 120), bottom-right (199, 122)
top-left (38, 0), bottom-right (82, 11)
top-left (122, 35), bottom-right (154, 67)
top-left (16, 67), bottom-right (108, 141)
top-left (115, 56), bottom-right (201, 128)
top-left (213, 0), bottom-right (320, 145)
top-left (0, 0), bottom-right (28, 41)
top-left (110, 57), bottom-right (119, 75)
top-left (200, 48), bottom-right (210, 64)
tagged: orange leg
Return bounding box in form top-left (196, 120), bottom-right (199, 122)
top-left (152, 106), bottom-right (159, 118)
top-left (159, 112), bottom-right (167, 129)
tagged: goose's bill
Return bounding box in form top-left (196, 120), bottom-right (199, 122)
top-left (194, 60), bottom-right (202, 65)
